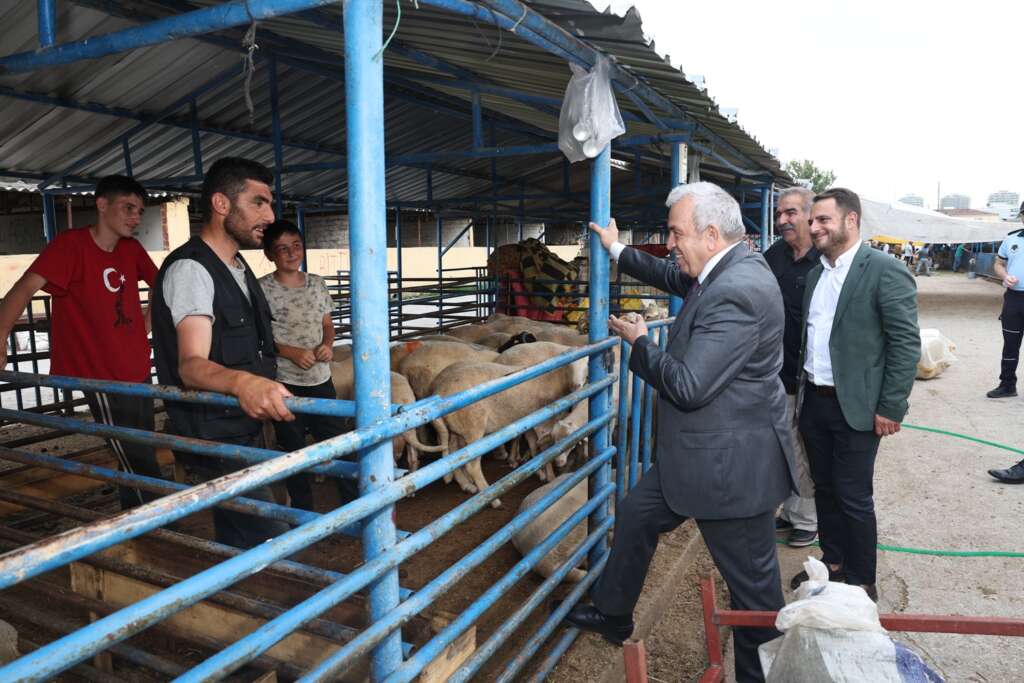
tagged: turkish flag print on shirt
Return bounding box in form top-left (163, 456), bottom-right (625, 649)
top-left (28, 227), bottom-right (158, 382)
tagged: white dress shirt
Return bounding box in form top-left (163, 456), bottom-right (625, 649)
top-left (803, 241), bottom-right (862, 386)
top-left (609, 240), bottom-right (742, 285)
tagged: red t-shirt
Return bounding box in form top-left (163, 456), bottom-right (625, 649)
top-left (27, 227), bottom-right (158, 382)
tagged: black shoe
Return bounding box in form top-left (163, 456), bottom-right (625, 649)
top-left (988, 460), bottom-right (1024, 483)
top-left (790, 564), bottom-right (845, 590)
top-left (775, 517), bottom-right (794, 534)
top-left (563, 604), bottom-right (634, 645)
top-left (787, 529), bottom-right (818, 548)
top-left (986, 384), bottom-right (1018, 399)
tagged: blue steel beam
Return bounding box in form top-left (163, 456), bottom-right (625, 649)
top-left (176, 409), bottom-right (613, 681)
top-left (188, 101), bottom-right (203, 177)
top-left (0, 0), bottom-right (344, 73)
top-left (37, 0), bottom-right (57, 48)
top-left (343, 0), bottom-right (403, 677)
top-left (0, 355), bottom-right (614, 681)
top-left (268, 54), bottom-right (285, 210)
top-left (587, 144), bottom-right (612, 567)
top-left (41, 193), bottom-right (57, 242)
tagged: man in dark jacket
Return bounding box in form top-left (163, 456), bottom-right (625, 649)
top-left (565, 182), bottom-right (796, 683)
top-left (150, 157), bottom-right (293, 548)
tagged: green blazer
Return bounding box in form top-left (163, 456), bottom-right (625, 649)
top-left (799, 244), bottom-right (920, 431)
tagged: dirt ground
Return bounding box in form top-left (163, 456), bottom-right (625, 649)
top-left (550, 272), bottom-right (1024, 683)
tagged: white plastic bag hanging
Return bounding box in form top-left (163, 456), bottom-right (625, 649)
top-left (558, 56), bottom-right (626, 162)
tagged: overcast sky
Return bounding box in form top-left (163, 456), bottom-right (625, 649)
top-left (600, 0), bottom-right (1022, 210)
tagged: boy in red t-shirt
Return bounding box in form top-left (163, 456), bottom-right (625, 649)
top-left (0, 175), bottom-right (164, 509)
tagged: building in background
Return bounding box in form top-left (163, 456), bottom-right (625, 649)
top-left (898, 194), bottom-right (925, 208)
top-left (940, 194), bottom-right (971, 210)
top-left (986, 190), bottom-right (1020, 220)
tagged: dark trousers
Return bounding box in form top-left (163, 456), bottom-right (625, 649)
top-left (998, 290), bottom-right (1024, 387)
top-left (592, 465), bottom-right (783, 683)
top-left (273, 379), bottom-right (359, 509)
top-left (84, 392), bottom-right (164, 510)
top-left (181, 431), bottom-right (291, 549)
top-left (799, 389), bottom-right (881, 586)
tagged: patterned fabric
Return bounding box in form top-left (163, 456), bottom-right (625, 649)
top-left (258, 272), bottom-right (334, 386)
top-left (519, 238), bottom-right (578, 315)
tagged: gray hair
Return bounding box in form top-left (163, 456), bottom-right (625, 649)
top-left (777, 186), bottom-right (815, 213)
top-left (664, 181), bottom-right (745, 241)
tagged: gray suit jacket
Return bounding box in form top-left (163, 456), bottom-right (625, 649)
top-left (621, 244), bottom-right (796, 519)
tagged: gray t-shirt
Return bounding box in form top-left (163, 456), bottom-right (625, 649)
top-left (258, 272), bottom-right (334, 386)
top-left (162, 258), bottom-right (250, 327)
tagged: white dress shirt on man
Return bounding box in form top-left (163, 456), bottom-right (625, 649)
top-left (803, 241), bottom-right (862, 387)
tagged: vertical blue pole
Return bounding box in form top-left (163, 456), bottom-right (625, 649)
top-left (269, 54), bottom-right (285, 212)
top-left (295, 205), bottom-right (307, 272)
top-left (471, 91), bottom-right (483, 149)
top-left (668, 144), bottom-right (684, 317)
top-left (587, 145), bottom-right (611, 566)
top-left (38, 0), bottom-right (56, 48)
top-left (760, 186), bottom-right (770, 252)
top-left (615, 342), bottom-right (630, 503)
top-left (343, 0), bottom-right (402, 678)
top-left (395, 208), bottom-right (403, 337)
top-left (42, 192), bottom-right (57, 242)
top-left (436, 214), bottom-right (443, 331)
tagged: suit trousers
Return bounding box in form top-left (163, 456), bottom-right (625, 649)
top-left (799, 389), bottom-right (881, 586)
top-left (778, 393), bottom-right (817, 531)
top-left (592, 463), bottom-right (783, 683)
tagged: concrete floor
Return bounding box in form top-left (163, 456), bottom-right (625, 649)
top-left (775, 272), bottom-right (1024, 682)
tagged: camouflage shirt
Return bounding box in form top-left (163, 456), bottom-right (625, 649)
top-left (258, 272), bottom-right (335, 386)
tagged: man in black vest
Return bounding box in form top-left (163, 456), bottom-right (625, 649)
top-left (150, 157), bottom-right (293, 548)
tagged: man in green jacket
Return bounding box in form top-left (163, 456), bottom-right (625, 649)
top-left (789, 188), bottom-right (920, 602)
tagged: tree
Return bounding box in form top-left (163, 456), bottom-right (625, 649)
top-left (784, 159), bottom-right (836, 194)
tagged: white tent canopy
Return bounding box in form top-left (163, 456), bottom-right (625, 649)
top-left (860, 199), bottom-right (1019, 244)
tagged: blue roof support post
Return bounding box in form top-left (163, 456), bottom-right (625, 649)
top-left (760, 186), bottom-right (770, 252)
top-left (37, 0), bottom-right (56, 48)
top-left (269, 54), bottom-right (285, 212)
top-left (343, 0), bottom-right (403, 678)
top-left (587, 145), bottom-right (612, 567)
top-left (295, 205), bottom-right (307, 272)
top-left (471, 90), bottom-right (484, 149)
top-left (436, 214), bottom-right (443, 331)
top-left (394, 208), bottom-right (403, 338)
top-left (668, 143), bottom-right (684, 317)
top-left (42, 192), bottom-right (57, 242)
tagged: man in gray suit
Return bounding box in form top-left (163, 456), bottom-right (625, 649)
top-left (565, 182), bottom-right (796, 683)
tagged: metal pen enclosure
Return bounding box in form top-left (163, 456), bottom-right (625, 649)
top-left (0, 0), bottom-right (786, 679)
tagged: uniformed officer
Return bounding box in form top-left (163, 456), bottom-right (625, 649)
top-left (986, 204), bottom-right (1024, 482)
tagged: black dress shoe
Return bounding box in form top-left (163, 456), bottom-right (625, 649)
top-left (790, 564), bottom-right (845, 590)
top-left (563, 604), bottom-right (634, 645)
top-left (986, 384), bottom-right (1018, 399)
top-left (787, 528), bottom-right (818, 548)
top-left (989, 459), bottom-right (1024, 483)
top-left (775, 517), bottom-right (794, 534)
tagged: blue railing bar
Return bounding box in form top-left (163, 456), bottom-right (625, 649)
top-left (640, 330), bottom-right (658, 474)
top-left (178, 414), bottom-right (613, 682)
top-left (0, 445), bottom-right (372, 540)
top-left (0, 376), bottom-right (614, 682)
top-left (451, 517), bottom-right (609, 683)
top-left (0, 370), bottom-right (365, 417)
top-left (497, 556), bottom-right (607, 683)
top-left (381, 481), bottom-right (615, 683)
top-left (523, 627), bottom-right (580, 683)
top-left (0, 407), bottom-right (366, 482)
top-left (669, 143), bottom-right (684, 317)
top-left (615, 340), bottom-right (630, 503)
top-left (628, 371), bottom-right (643, 490)
top-left (0, 445), bottom-right (414, 603)
top-left (0, 342), bottom-right (614, 593)
top-left (37, 0), bottom-right (57, 49)
top-left (0, 0), bottom-right (345, 74)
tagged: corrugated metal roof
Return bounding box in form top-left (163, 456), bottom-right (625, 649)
top-left (0, 0), bottom-right (788, 220)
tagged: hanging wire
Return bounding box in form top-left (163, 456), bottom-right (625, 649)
top-left (241, 12), bottom-right (259, 125)
top-left (374, 0), bottom-right (404, 61)
top-left (483, 7), bottom-right (503, 62)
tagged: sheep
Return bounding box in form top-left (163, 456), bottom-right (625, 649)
top-left (428, 353), bottom-right (586, 507)
top-left (396, 342), bottom-right (499, 399)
